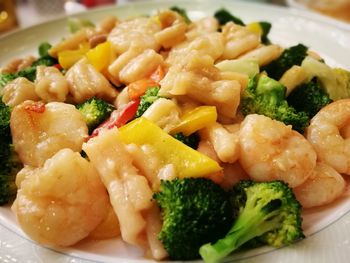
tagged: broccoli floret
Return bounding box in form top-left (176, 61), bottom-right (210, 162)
top-left (199, 180), bottom-right (304, 263)
top-left (76, 97), bottom-right (115, 133)
top-left (38, 42), bottom-right (52, 57)
top-left (259, 21), bottom-right (271, 44)
top-left (0, 100), bottom-right (22, 205)
top-left (0, 42), bottom-right (57, 87)
top-left (214, 8), bottom-right (245, 26)
top-left (241, 75), bottom-right (309, 133)
top-left (32, 42), bottom-right (57, 68)
top-left (67, 18), bottom-right (95, 34)
top-left (135, 87), bottom-right (161, 118)
top-left (170, 6), bottom-right (191, 24)
top-left (154, 178), bottom-right (232, 260)
top-left (301, 56), bottom-right (350, 100)
top-left (173, 132), bottom-right (200, 149)
top-left (262, 44), bottom-right (308, 80)
top-left (287, 79), bottom-right (332, 118)
top-left (0, 73), bottom-right (17, 88)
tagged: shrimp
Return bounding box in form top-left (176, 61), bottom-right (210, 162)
top-left (199, 122), bottom-right (240, 164)
top-left (65, 58), bottom-right (118, 104)
top-left (10, 101), bottom-right (88, 167)
top-left (108, 17), bottom-right (161, 54)
top-left (12, 149), bottom-right (110, 247)
top-left (293, 162), bottom-right (346, 208)
top-left (306, 99), bottom-right (350, 175)
top-left (239, 114), bottom-right (316, 187)
top-left (35, 66), bottom-right (69, 102)
top-left (1, 77), bottom-right (40, 106)
top-left (88, 203), bottom-right (121, 240)
top-left (83, 128), bottom-right (152, 247)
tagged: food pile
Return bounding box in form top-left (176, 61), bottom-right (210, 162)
top-left (1, 7), bottom-right (350, 263)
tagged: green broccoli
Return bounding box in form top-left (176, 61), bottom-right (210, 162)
top-left (76, 97), bottom-right (115, 133)
top-left (135, 87), bottom-right (161, 118)
top-left (258, 21), bottom-right (271, 44)
top-left (301, 56), bottom-right (350, 100)
top-left (0, 42), bottom-right (57, 87)
top-left (241, 74), bottom-right (309, 133)
top-left (173, 132), bottom-right (200, 149)
top-left (67, 18), bottom-right (95, 34)
top-left (287, 79), bottom-right (332, 118)
top-left (0, 73), bottom-right (17, 88)
top-left (170, 6), bottom-right (191, 24)
top-left (31, 42), bottom-right (57, 68)
top-left (0, 100), bottom-right (22, 205)
top-left (199, 180), bottom-right (304, 263)
top-left (262, 44), bottom-right (308, 80)
top-left (154, 178), bottom-right (232, 260)
top-left (214, 8), bottom-right (245, 26)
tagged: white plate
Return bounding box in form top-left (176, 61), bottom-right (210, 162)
top-left (1, 0), bottom-right (350, 262)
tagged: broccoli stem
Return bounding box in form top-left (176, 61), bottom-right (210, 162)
top-left (200, 192), bottom-right (283, 263)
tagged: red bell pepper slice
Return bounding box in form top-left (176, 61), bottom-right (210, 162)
top-left (88, 99), bottom-right (140, 140)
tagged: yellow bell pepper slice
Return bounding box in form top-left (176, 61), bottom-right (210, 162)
top-left (86, 41), bottom-right (116, 72)
top-left (118, 117), bottom-right (222, 178)
top-left (58, 42), bottom-right (90, 70)
top-left (246, 22), bottom-right (263, 36)
top-left (170, 106), bottom-right (217, 136)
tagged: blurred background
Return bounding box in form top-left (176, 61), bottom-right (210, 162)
top-left (0, 0), bottom-right (349, 34)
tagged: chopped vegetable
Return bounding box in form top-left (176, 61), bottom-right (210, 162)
top-left (127, 79), bottom-right (159, 100)
top-left (199, 180), bottom-right (304, 263)
top-left (67, 18), bottom-right (95, 34)
top-left (76, 97), bottom-right (115, 133)
top-left (215, 59), bottom-right (259, 78)
top-left (170, 106), bottom-right (217, 136)
top-left (287, 79), bottom-right (332, 118)
top-left (214, 8), bottom-right (245, 26)
top-left (135, 87), bottom-right (161, 117)
top-left (0, 42), bottom-right (57, 87)
top-left (0, 73), bottom-right (17, 88)
top-left (301, 56), bottom-right (350, 100)
top-left (241, 74), bottom-right (309, 133)
top-left (154, 178), bottom-right (232, 260)
top-left (89, 99), bottom-right (140, 138)
top-left (262, 44), bottom-right (308, 80)
top-left (58, 42), bottom-right (90, 70)
top-left (85, 41), bottom-right (116, 72)
top-left (247, 21), bottom-right (271, 44)
top-left (170, 6), bottom-right (191, 23)
top-left (0, 100), bottom-right (22, 205)
top-left (173, 132), bottom-right (200, 149)
top-left (118, 117), bottom-right (222, 178)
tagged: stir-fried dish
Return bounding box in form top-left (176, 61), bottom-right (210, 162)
top-left (1, 7), bottom-right (350, 263)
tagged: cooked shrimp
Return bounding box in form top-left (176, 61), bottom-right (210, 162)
top-left (197, 140), bottom-right (224, 184)
top-left (221, 22), bottom-right (260, 60)
top-left (12, 149), bottom-right (109, 247)
top-left (108, 17), bottom-right (161, 54)
top-left (65, 58), bottom-right (118, 103)
top-left (83, 128), bottom-right (153, 247)
top-left (293, 162), bottom-right (346, 208)
top-left (239, 114), bottom-right (316, 187)
top-left (186, 17), bottom-right (219, 40)
top-left (88, 203), bottom-right (121, 240)
top-left (155, 10), bottom-right (187, 49)
top-left (10, 101), bottom-right (88, 167)
top-left (119, 49), bottom-right (164, 84)
top-left (307, 99), bottom-right (350, 175)
top-left (35, 66), bottom-right (69, 102)
top-left (1, 77), bottom-right (40, 106)
top-left (200, 122), bottom-right (240, 163)
top-left (220, 162), bottom-right (250, 190)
